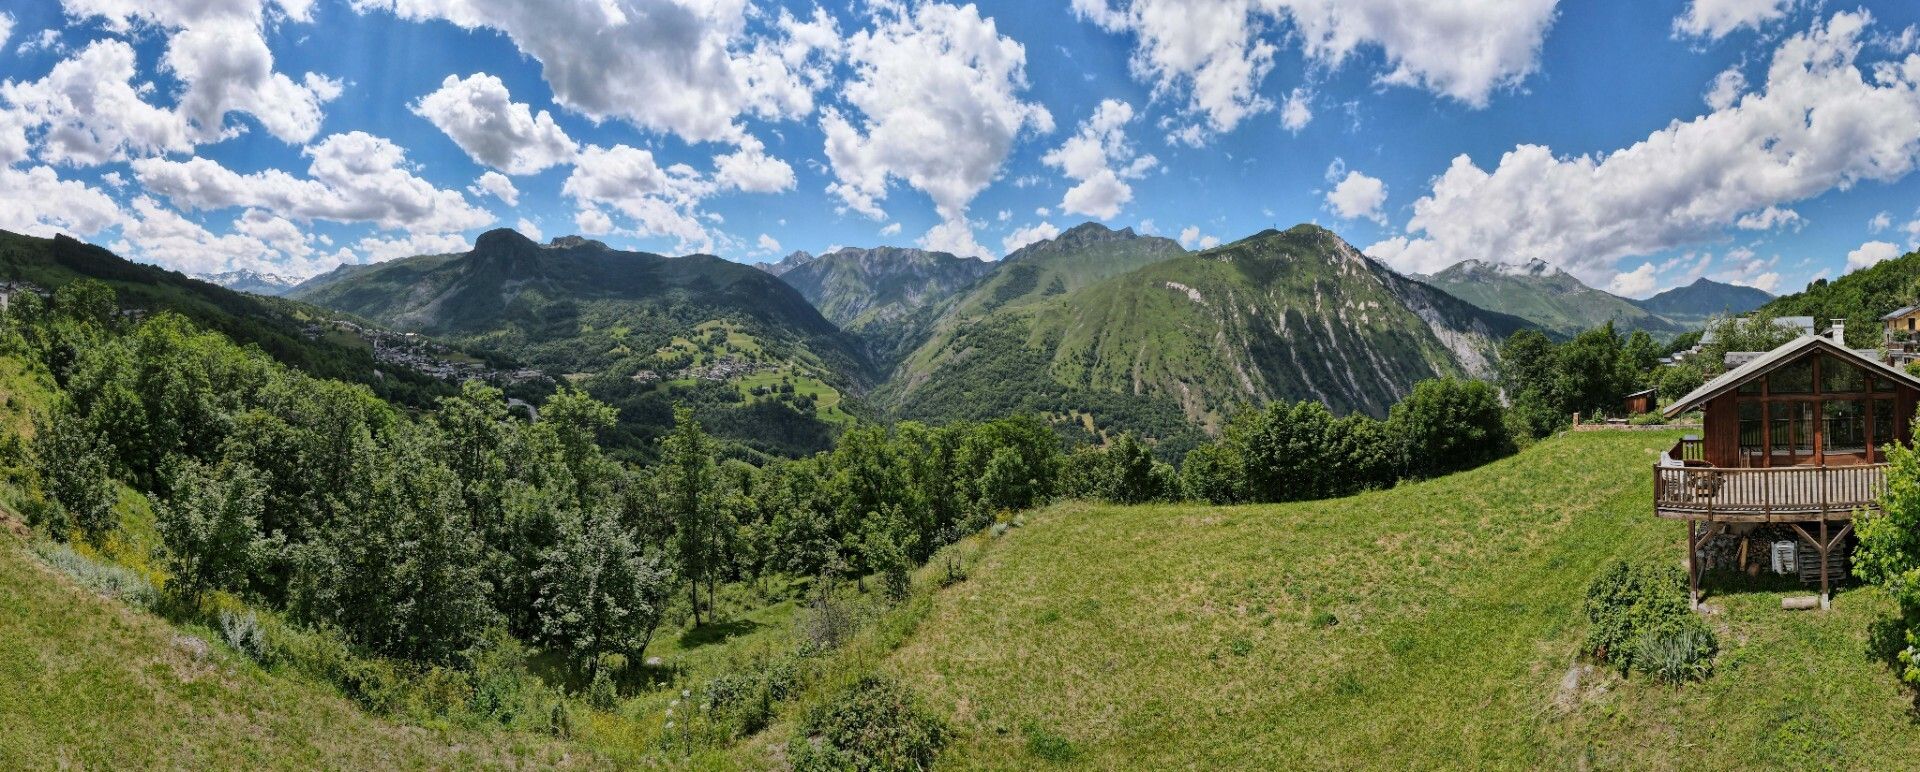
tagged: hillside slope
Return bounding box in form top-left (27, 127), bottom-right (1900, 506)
top-left (0, 538), bottom-right (586, 769)
top-left (776, 245), bottom-right (994, 367)
top-left (883, 225), bottom-right (1528, 437)
top-left (1423, 258), bottom-right (1680, 337)
top-left (1760, 247), bottom-right (1920, 348)
top-left (0, 229), bottom-right (462, 406)
top-left (883, 430), bottom-right (1920, 769)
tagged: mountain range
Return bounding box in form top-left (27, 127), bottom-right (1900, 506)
top-left (289, 228), bottom-right (872, 458)
top-left (774, 245), bottom-right (994, 367)
top-left (1417, 258), bottom-right (1768, 337)
top-left (191, 269), bottom-right (304, 296)
top-left (26, 217), bottom-right (1803, 458)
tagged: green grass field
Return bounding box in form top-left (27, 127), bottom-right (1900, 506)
top-left (7, 429), bottom-right (1919, 769)
top-left (883, 430), bottom-right (1920, 769)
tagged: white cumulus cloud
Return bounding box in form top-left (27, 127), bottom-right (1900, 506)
top-left (1, 38), bottom-right (193, 166)
top-left (1847, 239), bottom-right (1902, 272)
top-left (0, 164), bottom-right (123, 237)
top-left (358, 0), bottom-right (839, 146)
top-left (820, 1), bottom-right (1053, 258)
top-left (1001, 221), bottom-right (1060, 255)
top-left (132, 130), bottom-right (495, 234)
top-left (562, 143), bottom-right (715, 251)
top-left (1043, 99), bottom-right (1156, 220)
top-left (1326, 169), bottom-right (1387, 224)
top-left (1675, 0), bottom-right (1797, 40)
top-left (468, 171), bottom-right (518, 206)
top-left (1365, 12), bottom-right (1920, 282)
top-left (1607, 262), bottom-right (1658, 297)
top-left (411, 72), bottom-right (578, 175)
top-left (1073, 0), bottom-right (1560, 142)
top-left (60, 0), bottom-right (340, 144)
top-left (1179, 225), bottom-right (1219, 249)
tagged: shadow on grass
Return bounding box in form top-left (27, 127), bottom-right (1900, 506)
top-left (678, 618), bottom-right (763, 650)
top-left (1697, 568), bottom-right (1851, 600)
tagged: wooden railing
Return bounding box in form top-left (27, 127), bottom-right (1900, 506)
top-left (1653, 462), bottom-right (1886, 520)
top-left (1666, 437), bottom-right (1704, 465)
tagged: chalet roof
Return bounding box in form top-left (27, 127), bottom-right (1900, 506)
top-left (1625, 388), bottom-right (1657, 398)
top-left (1662, 334), bottom-right (1920, 419)
top-left (1881, 304), bottom-right (1920, 321)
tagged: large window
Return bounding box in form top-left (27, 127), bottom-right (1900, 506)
top-left (1771, 401), bottom-right (1815, 464)
top-left (1824, 399), bottom-right (1866, 455)
top-left (1876, 398), bottom-right (1896, 455)
top-left (1821, 356), bottom-right (1865, 393)
top-left (1770, 359), bottom-right (1814, 394)
top-left (1739, 400), bottom-right (1765, 464)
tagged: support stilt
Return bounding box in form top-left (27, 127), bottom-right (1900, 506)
top-left (1819, 518), bottom-right (1831, 610)
top-left (1687, 520), bottom-right (1699, 610)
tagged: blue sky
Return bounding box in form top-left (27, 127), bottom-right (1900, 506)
top-left (2, 1), bottom-right (1919, 299)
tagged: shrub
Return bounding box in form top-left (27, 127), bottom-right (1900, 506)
top-left (797, 583), bottom-right (862, 653)
top-left (587, 668), bottom-right (619, 711)
top-left (790, 675), bottom-right (948, 772)
top-left (219, 609), bottom-right (271, 665)
top-left (1583, 559), bottom-right (1716, 680)
top-left (1636, 620), bottom-right (1718, 683)
top-left (1628, 412), bottom-right (1667, 427)
top-left (30, 541), bottom-right (156, 608)
top-left (705, 655), bottom-right (799, 736)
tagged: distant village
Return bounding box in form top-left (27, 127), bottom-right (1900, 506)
top-left (629, 353), bottom-right (770, 385)
top-left (302, 318), bottom-right (549, 386)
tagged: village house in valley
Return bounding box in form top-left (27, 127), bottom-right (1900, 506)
top-left (1657, 321), bottom-right (1920, 609)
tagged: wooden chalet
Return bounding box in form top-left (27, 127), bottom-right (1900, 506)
top-left (1657, 322), bottom-right (1920, 609)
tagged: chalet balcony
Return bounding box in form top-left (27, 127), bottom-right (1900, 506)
top-left (1654, 438), bottom-right (1886, 522)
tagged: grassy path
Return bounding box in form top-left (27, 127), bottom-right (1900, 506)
top-left (886, 431), bottom-right (1920, 769)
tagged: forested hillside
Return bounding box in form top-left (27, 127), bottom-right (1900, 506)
top-left (1760, 247), bottom-right (1920, 347)
top-left (291, 228), bottom-right (875, 459)
top-left (0, 229), bottom-right (466, 408)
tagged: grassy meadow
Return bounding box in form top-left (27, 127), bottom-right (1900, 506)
top-left (883, 430), bottom-right (1920, 769)
top-left (7, 427), bottom-right (1920, 769)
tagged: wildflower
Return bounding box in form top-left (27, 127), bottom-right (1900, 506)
top-left (681, 689), bottom-right (691, 698)
top-left (665, 721), bottom-right (674, 730)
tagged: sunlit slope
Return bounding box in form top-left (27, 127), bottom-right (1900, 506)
top-left (886, 430), bottom-right (1920, 770)
top-left (0, 539), bottom-right (590, 770)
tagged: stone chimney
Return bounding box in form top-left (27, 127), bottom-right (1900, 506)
top-left (1831, 319), bottom-right (1846, 344)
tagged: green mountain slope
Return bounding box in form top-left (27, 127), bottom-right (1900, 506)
top-left (0, 229), bottom-right (459, 406)
top-left (881, 224), bottom-right (1529, 441)
top-left (1422, 258), bottom-right (1680, 337)
top-left (775, 245), bottom-right (995, 367)
top-left (1754, 251), bottom-right (1919, 347)
top-left (291, 228), bottom-right (875, 457)
top-left (1636, 277), bottom-right (1773, 327)
top-left (0, 537), bottom-right (586, 769)
top-left (882, 430), bottom-right (1920, 769)
top-left (972, 221), bottom-right (1187, 313)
